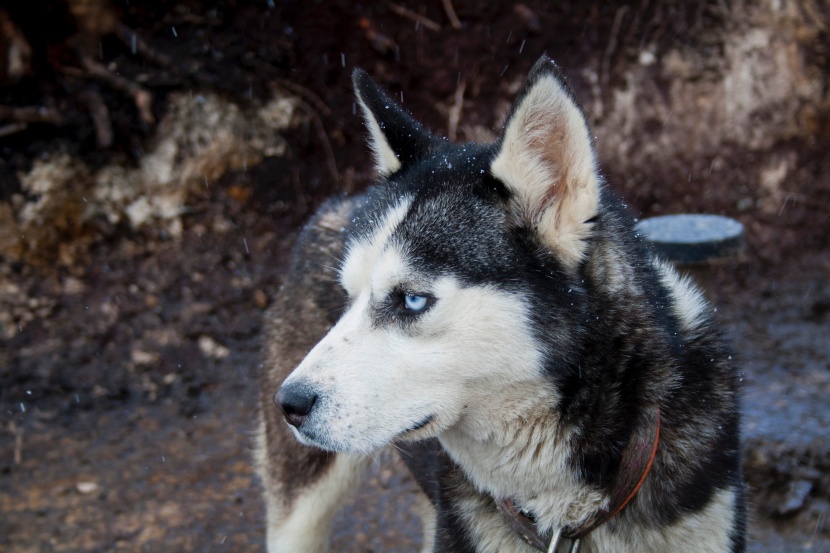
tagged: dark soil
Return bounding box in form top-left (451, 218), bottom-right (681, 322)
top-left (1, 2), bottom-right (829, 551)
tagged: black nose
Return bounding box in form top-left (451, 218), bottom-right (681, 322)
top-left (274, 383), bottom-right (318, 428)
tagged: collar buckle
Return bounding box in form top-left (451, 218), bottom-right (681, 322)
top-left (546, 528), bottom-right (581, 553)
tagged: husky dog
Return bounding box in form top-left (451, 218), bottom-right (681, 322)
top-left (256, 56), bottom-right (745, 553)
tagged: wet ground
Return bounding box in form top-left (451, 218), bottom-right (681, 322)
top-left (1, 2), bottom-right (829, 552)
top-left (719, 260), bottom-right (830, 552)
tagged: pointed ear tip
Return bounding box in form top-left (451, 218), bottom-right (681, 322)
top-left (352, 67), bottom-right (373, 97)
top-left (529, 55), bottom-right (563, 80)
top-left (534, 54), bottom-right (554, 65)
top-left (352, 67), bottom-right (367, 81)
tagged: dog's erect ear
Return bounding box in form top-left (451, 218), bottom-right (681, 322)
top-left (491, 56), bottom-right (600, 268)
top-left (353, 69), bottom-right (434, 177)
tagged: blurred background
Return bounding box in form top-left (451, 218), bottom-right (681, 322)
top-left (1, 1), bottom-right (828, 551)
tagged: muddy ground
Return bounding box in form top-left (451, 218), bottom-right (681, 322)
top-left (1, 2), bottom-right (829, 552)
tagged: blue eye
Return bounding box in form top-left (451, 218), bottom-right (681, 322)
top-left (404, 293), bottom-right (429, 313)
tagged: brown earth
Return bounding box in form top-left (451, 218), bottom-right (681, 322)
top-left (1, 2), bottom-right (829, 552)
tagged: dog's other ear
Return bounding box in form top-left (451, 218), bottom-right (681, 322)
top-left (490, 56), bottom-right (600, 268)
top-left (353, 68), bottom-right (434, 176)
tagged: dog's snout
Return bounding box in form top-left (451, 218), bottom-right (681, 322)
top-left (275, 383), bottom-right (318, 428)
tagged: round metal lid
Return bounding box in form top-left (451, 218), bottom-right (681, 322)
top-left (635, 214), bottom-right (745, 264)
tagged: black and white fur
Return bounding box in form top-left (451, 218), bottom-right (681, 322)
top-left (256, 56), bottom-right (746, 552)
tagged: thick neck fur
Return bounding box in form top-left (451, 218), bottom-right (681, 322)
top-left (438, 381), bottom-right (609, 534)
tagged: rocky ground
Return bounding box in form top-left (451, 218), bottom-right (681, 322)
top-left (1, 1), bottom-right (829, 552)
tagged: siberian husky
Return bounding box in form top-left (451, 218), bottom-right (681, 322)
top-left (256, 55), bottom-right (746, 552)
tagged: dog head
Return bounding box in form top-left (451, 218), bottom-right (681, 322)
top-left (277, 56), bottom-right (601, 454)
